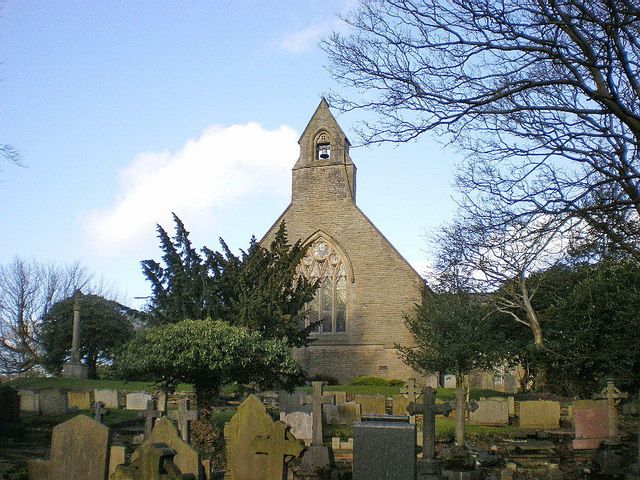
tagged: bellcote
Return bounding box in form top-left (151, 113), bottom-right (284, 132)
top-left (292, 99), bottom-right (357, 203)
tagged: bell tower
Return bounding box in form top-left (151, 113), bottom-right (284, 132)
top-left (292, 98), bottom-right (356, 203)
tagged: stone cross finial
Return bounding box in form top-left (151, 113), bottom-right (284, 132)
top-left (301, 381), bottom-right (334, 446)
top-left (408, 386), bottom-right (454, 476)
top-left (176, 398), bottom-right (198, 443)
top-left (252, 421), bottom-right (305, 480)
top-left (595, 379), bottom-right (628, 443)
top-left (139, 399), bottom-right (162, 439)
top-left (91, 401), bottom-right (107, 423)
top-left (401, 378), bottom-right (422, 404)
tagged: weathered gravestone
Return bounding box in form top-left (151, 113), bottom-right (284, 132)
top-left (139, 398), bottom-right (162, 439)
top-left (67, 390), bottom-right (91, 410)
top-left (353, 417), bottom-right (416, 480)
top-left (39, 389), bottom-right (68, 416)
top-left (332, 391), bottom-right (347, 405)
top-left (129, 416), bottom-right (204, 479)
top-left (252, 421), bottom-right (304, 480)
top-left (518, 401), bottom-right (561, 429)
top-left (572, 400), bottom-right (608, 450)
top-left (94, 389), bottom-right (120, 409)
top-left (111, 442), bottom-right (191, 480)
top-left (92, 401), bottom-right (108, 423)
top-left (324, 402), bottom-right (361, 425)
top-left (18, 389), bottom-right (40, 413)
top-left (392, 395), bottom-right (411, 416)
top-left (298, 381), bottom-right (336, 478)
top-left (224, 395), bottom-right (302, 480)
top-left (278, 389), bottom-right (311, 414)
top-left (28, 414), bottom-right (111, 480)
top-left (126, 392), bottom-right (153, 411)
top-left (453, 388), bottom-right (479, 448)
top-left (468, 398), bottom-right (509, 427)
top-left (594, 379), bottom-right (628, 443)
top-left (280, 411), bottom-right (313, 445)
top-left (354, 395), bottom-right (386, 415)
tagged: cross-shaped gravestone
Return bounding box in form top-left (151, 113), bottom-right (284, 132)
top-left (401, 378), bottom-right (422, 404)
top-left (595, 379), bottom-right (628, 443)
top-left (252, 420), bottom-right (304, 480)
top-left (139, 398), bottom-right (162, 439)
top-left (301, 381), bottom-right (334, 446)
top-left (91, 401), bottom-right (107, 423)
top-left (454, 387), bottom-right (478, 447)
top-left (176, 398), bottom-right (198, 443)
top-left (408, 386), bottom-right (454, 478)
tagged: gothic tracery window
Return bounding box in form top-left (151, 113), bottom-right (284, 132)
top-left (297, 238), bottom-right (347, 333)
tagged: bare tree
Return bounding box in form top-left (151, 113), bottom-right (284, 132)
top-left (431, 213), bottom-right (565, 348)
top-left (0, 258), bottom-right (93, 375)
top-left (323, 0), bottom-right (640, 257)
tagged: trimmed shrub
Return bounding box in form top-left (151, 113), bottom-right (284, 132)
top-left (350, 376), bottom-right (404, 387)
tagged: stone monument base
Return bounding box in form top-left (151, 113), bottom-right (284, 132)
top-left (296, 445), bottom-right (335, 479)
top-left (62, 362), bottom-right (88, 379)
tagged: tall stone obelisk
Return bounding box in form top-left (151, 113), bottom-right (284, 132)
top-left (61, 290), bottom-right (88, 378)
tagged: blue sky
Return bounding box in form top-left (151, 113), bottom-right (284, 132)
top-left (0, 1), bottom-right (460, 307)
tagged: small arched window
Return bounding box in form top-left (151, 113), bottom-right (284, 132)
top-left (297, 238), bottom-right (347, 333)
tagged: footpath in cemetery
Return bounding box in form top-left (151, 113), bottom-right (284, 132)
top-left (2, 379), bottom-right (640, 479)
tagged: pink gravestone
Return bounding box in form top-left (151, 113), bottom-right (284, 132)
top-left (573, 403), bottom-right (608, 450)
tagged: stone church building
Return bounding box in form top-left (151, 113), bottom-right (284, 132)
top-left (261, 99), bottom-right (425, 384)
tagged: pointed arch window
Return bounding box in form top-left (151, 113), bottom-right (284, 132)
top-left (297, 238), bottom-right (347, 333)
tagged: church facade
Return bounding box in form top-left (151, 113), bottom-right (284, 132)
top-left (261, 99), bottom-right (425, 383)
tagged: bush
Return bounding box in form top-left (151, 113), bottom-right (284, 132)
top-left (350, 376), bottom-right (404, 387)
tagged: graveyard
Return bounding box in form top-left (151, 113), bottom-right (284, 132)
top-left (2, 375), bottom-right (640, 479)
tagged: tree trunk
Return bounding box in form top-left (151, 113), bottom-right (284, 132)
top-left (194, 381), bottom-right (220, 421)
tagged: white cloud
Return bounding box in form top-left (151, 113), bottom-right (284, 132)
top-left (279, 24), bottom-right (328, 53)
top-left (84, 123), bottom-right (298, 255)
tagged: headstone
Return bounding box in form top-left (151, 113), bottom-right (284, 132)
top-left (252, 420), bottom-right (304, 480)
top-left (572, 401), bottom-right (608, 450)
top-left (408, 386), bottom-right (455, 478)
top-left (29, 414), bottom-right (111, 480)
top-left (139, 398), bottom-right (162, 438)
top-left (131, 416), bottom-right (203, 479)
top-left (518, 400), bottom-right (561, 429)
top-left (157, 390), bottom-right (168, 412)
top-left (39, 389), bottom-right (68, 416)
top-left (353, 419), bottom-right (416, 480)
top-left (332, 391), bottom-right (347, 405)
top-left (444, 375), bottom-right (457, 388)
top-left (109, 445), bottom-right (127, 478)
top-left (594, 379), bottom-right (628, 443)
top-left (280, 411), bottom-right (313, 445)
top-left (112, 442), bottom-right (190, 480)
top-left (454, 388), bottom-right (479, 447)
top-left (67, 390), bottom-right (91, 410)
top-left (401, 378), bottom-right (422, 404)
top-left (278, 389), bottom-right (311, 414)
top-left (224, 394), bottom-right (273, 480)
top-left (18, 389), bottom-right (40, 413)
top-left (392, 394), bottom-right (410, 416)
top-left (92, 401), bottom-right (108, 423)
top-left (176, 398), bottom-right (198, 443)
top-left (126, 392), bottom-right (153, 411)
top-left (468, 399), bottom-right (509, 426)
top-left (354, 395), bottom-right (386, 415)
top-left (301, 381), bottom-right (334, 446)
top-left (94, 389), bottom-right (120, 409)
top-left (324, 402), bottom-right (361, 425)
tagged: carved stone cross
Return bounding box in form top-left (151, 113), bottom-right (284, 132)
top-left (301, 381), bottom-right (334, 446)
top-left (401, 377), bottom-right (422, 404)
top-left (595, 379), bottom-right (628, 443)
top-left (139, 398), bottom-right (162, 438)
top-left (252, 420), bottom-right (305, 480)
top-left (176, 398), bottom-right (198, 443)
top-left (91, 401), bottom-right (107, 423)
top-left (408, 386), bottom-right (454, 477)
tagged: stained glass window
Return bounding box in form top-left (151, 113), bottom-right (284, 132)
top-left (297, 238), bottom-right (348, 334)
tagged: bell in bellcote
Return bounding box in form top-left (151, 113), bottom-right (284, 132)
top-left (316, 143), bottom-right (330, 160)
